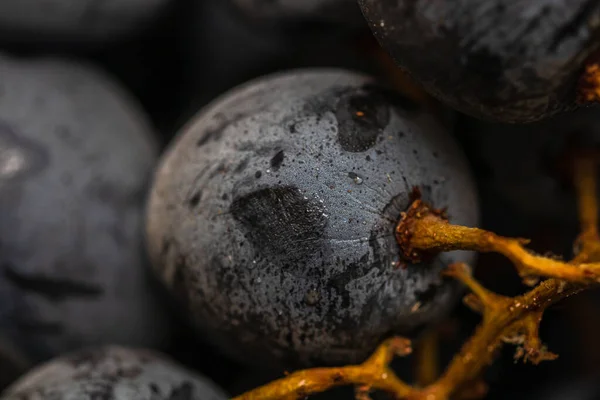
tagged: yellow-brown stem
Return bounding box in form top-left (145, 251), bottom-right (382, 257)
top-left (236, 155), bottom-right (600, 400)
top-left (443, 263), bottom-right (506, 312)
top-left (415, 329), bottom-right (439, 387)
top-left (573, 156), bottom-right (600, 263)
top-left (397, 201), bottom-right (600, 284)
top-left (232, 338), bottom-right (414, 400)
top-left (428, 279), bottom-right (581, 399)
top-left (578, 62), bottom-right (600, 103)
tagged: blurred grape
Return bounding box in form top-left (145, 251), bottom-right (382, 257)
top-left (1, 346), bottom-right (228, 400)
top-left (0, 52), bottom-right (171, 362)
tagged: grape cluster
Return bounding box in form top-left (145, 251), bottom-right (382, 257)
top-left (0, 1), bottom-right (597, 399)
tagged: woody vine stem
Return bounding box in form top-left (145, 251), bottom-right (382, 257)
top-left (234, 152), bottom-right (600, 400)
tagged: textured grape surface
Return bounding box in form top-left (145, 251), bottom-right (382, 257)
top-left (358, 0), bottom-right (600, 123)
top-left (146, 69), bottom-right (479, 367)
top-left (1, 346), bottom-right (228, 400)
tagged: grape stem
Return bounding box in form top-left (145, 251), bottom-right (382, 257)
top-left (232, 337), bottom-right (415, 399)
top-left (234, 153), bottom-right (600, 400)
top-left (578, 61), bottom-right (600, 104)
top-left (414, 329), bottom-right (439, 387)
top-left (395, 171), bottom-right (600, 285)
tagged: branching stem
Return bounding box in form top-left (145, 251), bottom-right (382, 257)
top-left (235, 154), bottom-right (600, 400)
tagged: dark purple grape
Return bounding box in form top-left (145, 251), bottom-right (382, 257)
top-left (0, 346), bottom-right (228, 400)
top-left (358, 0), bottom-right (600, 123)
top-left (0, 53), bottom-right (171, 362)
top-left (146, 69), bottom-right (479, 367)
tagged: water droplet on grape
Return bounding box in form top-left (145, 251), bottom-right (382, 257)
top-left (348, 171), bottom-right (363, 184)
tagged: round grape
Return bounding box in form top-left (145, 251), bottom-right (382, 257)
top-left (146, 69), bottom-right (479, 367)
top-left (0, 53), bottom-right (171, 362)
top-left (1, 346), bottom-right (228, 400)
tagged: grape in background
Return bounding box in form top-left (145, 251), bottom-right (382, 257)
top-left (358, 0), bottom-right (600, 123)
top-left (0, 52), bottom-right (172, 363)
top-left (0, 346), bottom-right (228, 400)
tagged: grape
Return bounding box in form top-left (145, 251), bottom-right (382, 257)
top-left (358, 0), bottom-right (600, 123)
top-left (0, 53), bottom-right (171, 362)
top-left (146, 69), bottom-right (479, 367)
top-left (0, 346), bottom-right (228, 400)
